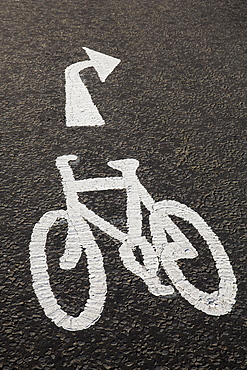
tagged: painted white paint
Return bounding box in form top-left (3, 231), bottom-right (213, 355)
top-left (150, 201), bottom-right (237, 316)
top-left (65, 48), bottom-right (120, 126)
top-left (29, 209), bottom-right (107, 331)
top-left (29, 156), bottom-right (237, 331)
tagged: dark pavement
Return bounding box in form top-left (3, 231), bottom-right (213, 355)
top-left (1, 0), bottom-right (246, 369)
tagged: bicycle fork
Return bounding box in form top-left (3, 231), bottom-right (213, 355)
top-left (108, 158), bottom-right (175, 296)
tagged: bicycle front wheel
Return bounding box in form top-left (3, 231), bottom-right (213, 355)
top-left (150, 200), bottom-right (237, 316)
top-left (29, 209), bottom-right (107, 331)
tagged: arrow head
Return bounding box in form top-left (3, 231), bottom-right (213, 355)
top-left (83, 47), bottom-right (121, 82)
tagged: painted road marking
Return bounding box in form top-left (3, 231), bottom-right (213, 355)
top-left (65, 47), bottom-right (121, 127)
top-left (29, 155), bottom-right (237, 331)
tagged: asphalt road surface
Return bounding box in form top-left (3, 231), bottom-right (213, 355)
top-left (1, 0), bottom-right (246, 369)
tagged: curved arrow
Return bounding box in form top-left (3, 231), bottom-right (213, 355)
top-left (65, 47), bottom-right (121, 127)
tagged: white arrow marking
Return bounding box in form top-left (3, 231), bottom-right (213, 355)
top-left (65, 47), bottom-right (121, 127)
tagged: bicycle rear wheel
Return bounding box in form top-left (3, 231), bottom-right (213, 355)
top-left (29, 209), bottom-right (107, 331)
top-left (150, 200), bottom-right (237, 316)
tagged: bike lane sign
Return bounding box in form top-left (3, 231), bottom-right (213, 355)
top-left (28, 48), bottom-right (237, 331)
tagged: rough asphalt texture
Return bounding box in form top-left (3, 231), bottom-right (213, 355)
top-left (1, 0), bottom-right (246, 369)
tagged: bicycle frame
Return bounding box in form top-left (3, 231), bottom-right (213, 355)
top-left (56, 155), bottom-right (154, 240)
top-left (56, 155), bottom-right (175, 297)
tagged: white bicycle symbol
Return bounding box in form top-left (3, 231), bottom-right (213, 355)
top-left (29, 155), bottom-right (237, 331)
